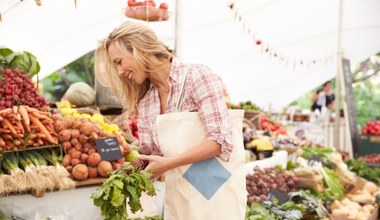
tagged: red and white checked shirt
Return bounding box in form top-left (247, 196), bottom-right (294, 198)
top-left (138, 57), bottom-right (233, 161)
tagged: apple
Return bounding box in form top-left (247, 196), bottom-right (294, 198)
top-left (128, 0), bottom-right (137, 7)
top-left (159, 2), bottom-right (168, 10)
top-left (125, 149), bottom-right (140, 162)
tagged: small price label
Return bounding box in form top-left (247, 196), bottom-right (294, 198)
top-left (95, 137), bottom-right (123, 161)
top-left (267, 189), bottom-right (289, 205)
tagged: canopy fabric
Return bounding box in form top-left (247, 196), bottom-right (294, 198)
top-left (1, 0), bottom-right (380, 110)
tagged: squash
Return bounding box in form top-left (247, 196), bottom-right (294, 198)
top-left (65, 82), bottom-right (96, 107)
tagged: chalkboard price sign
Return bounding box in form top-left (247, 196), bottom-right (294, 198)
top-left (95, 137), bottom-right (123, 161)
top-left (267, 189), bottom-right (290, 205)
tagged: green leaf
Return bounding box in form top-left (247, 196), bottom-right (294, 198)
top-left (93, 197), bottom-right (104, 207)
top-left (113, 179), bottom-right (124, 189)
top-left (111, 187), bottom-right (125, 207)
top-left (0, 47), bottom-right (13, 63)
top-left (25, 51), bottom-right (40, 78)
top-left (126, 185), bottom-right (137, 199)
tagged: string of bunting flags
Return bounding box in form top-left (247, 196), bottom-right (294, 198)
top-left (228, 1), bottom-right (336, 71)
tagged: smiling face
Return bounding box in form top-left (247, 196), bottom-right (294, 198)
top-left (107, 41), bottom-right (147, 85)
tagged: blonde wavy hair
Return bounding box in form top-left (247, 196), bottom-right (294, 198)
top-left (94, 21), bottom-right (172, 116)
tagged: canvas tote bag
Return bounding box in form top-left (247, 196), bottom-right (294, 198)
top-left (155, 65), bottom-right (247, 220)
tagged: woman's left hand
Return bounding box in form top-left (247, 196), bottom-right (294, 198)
top-left (138, 155), bottom-right (172, 179)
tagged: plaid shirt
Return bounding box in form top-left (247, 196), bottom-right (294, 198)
top-left (138, 57), bottom-right (233, 161)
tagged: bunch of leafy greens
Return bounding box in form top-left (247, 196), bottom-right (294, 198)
top-left (301, 147), bottom-right (335, 169)
top-left (246, 191), bottom-right (327, 220)
top-left (345, 159), bottom-right (380, 184)
top-left (246, 203), bottom-right (278, 220)
top-left (0, 47), bottom-right (40, 79)
top-left (91, 164), bottom-right (156, 220)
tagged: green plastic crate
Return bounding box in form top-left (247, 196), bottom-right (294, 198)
top-left (358, 135), bottom-right (380, 156)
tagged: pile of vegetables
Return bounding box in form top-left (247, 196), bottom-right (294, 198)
top-left (361, 120), bottom-right (380, 135)
top-left (0, 68), bottom-right (47, 110)
top-left (0, 106), bottom-right (58, 151)
top-left (246, 191), bottom-right (328, 220)
top-left (53, 113), bottom-right (130, 181)
top-left (260, 115), bottom-right (287, 135)
top-left (0, 47), bottom-right (40, 79)
top-left (246, 166), bottom-right (296, 205)
top-left (362, 153), bottom-right (380, 165)
top-left (345, 159), bottom-right (380, 184)
top-left (330, 181), bottom-right (379, 220)
top-left (91, 164), bottom-right (155, 220)
top-left (0, 149), bottom-right (74, 196)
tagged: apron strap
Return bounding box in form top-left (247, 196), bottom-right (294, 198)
top-left (175, 64), bottom-right (195, 111)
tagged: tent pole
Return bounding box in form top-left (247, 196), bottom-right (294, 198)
top-left (334, 0), bottom-right (343, 152)
top-left (174, 0), bottom-right (183, 58)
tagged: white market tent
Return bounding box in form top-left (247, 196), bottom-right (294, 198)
top-left (1, 0), bottom-right (380, 110)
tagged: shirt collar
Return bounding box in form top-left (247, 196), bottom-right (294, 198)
top-left (148, 56), bottom-right (180, 90)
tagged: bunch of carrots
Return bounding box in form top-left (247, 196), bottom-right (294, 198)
top-left (0, 105), bottom-right (58, 151)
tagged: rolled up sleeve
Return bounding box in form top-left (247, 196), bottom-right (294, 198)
top-left (188, 66), bottom-right (233, 161)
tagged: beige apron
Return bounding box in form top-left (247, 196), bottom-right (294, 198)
top-left (155, 65), bottom-right (247, 220)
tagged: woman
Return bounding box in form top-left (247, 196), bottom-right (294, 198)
top-left (94, 21), bottom-right (246, 220)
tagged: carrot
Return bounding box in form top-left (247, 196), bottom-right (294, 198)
top-left (22, 120), bottom-right (31, 132)
top-left (29, 114), bottom-right (57, 144)
top-left (25, 106), bottom-right (38, 113)
top-left (32, 111), bottom-right (49, 120)
top-left (0, 108), bottom-right (12, 115)
top-left (15, 121), bottom-right (24, 133)
top-left (36, 133), bottom-right (46, 138)
top-left (0, 137), bottom-right (5, 147)
top-left (28, 134), bottom-right (37, 140)
top-left (12, 133), bottom-right (24, 139)
top-left (3, 118), bottom-right (17, 135)
top-left (0, 128), bottom-right (11, 133)
top-left (1, 134), bottom-right (12, 140)
top-left (5, 141), bottom-right (12, 150)
top-left (18, 105), bottom-right (30, 126)
top-left (37, 138), bottom-right (43, 146)
top-left (12, 106), bottom-right (18, 114)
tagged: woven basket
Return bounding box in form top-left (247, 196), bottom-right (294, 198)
top-left (243, 110), bottom-right (263, 130)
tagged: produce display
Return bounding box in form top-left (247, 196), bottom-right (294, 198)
top-left (346, 159), bottom-right (380, 184)
top-left (0, 68), bottom-right (48, 110)
top-left (52, 112), bottom-right (130, 181)
top-left (125, 0), bottom-right (169, 21)
top-left (230, 100), bottom-right (261, 111)
top-left (0, 149), bottom-right (74, 196)
top-left (246, 191), bottom-right (328, 220)
top-left (361, 153), bottom-right (380, 165)
top-left (362, 120), bottom-right (380, 135)
top-left (260, 115), bottom-right (287, 135)
top-left (0, 106), bottom-right (58, 151)
top-left (246, 166), bottom-right (296, 205)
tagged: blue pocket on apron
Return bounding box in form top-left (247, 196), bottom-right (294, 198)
top-left (183, 157), bottom-right (231, 200)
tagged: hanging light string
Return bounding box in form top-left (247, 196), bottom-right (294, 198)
top-left (228, 1), bottom-right (335, 71)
